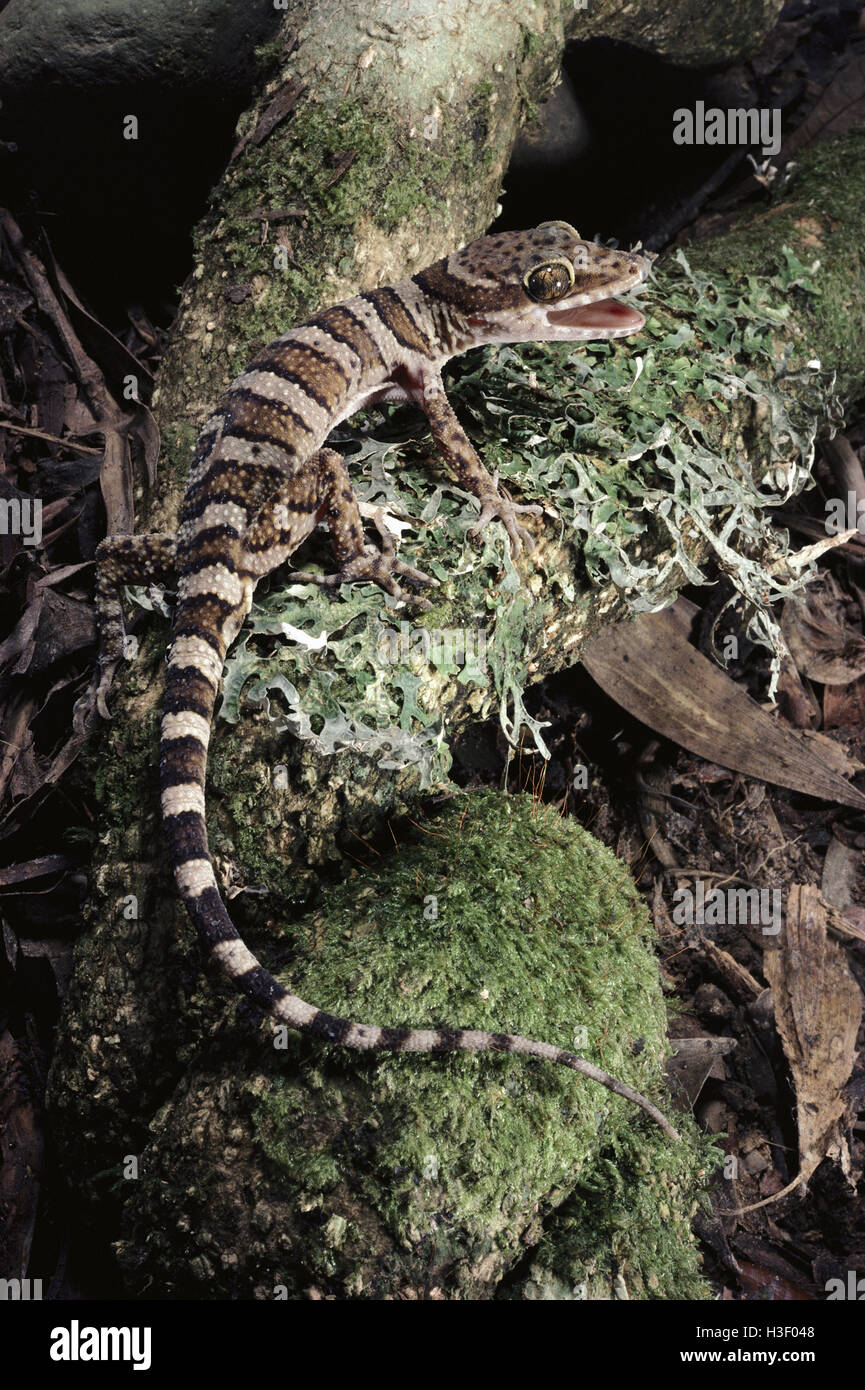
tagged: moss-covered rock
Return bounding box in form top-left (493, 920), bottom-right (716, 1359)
top-left (106, 792), bottom-right (711, 1299)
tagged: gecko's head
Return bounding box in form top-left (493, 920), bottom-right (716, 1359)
top-left (417, 221), bottom-right (649, 348)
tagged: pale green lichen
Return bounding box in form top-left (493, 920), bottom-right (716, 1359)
top-left (213, 235), bottom-right (838, 774)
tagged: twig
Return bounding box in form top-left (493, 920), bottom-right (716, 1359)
top-left (0, 419), bottom-right (102, 455)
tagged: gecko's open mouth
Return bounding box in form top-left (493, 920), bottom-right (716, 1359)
top-left (546, 297), bottom-right (645, 333)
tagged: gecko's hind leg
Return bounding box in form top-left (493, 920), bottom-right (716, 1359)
top-left (247, 448), bottom-right (436, 608)
top-left (299, 505), bottom-right (436, 609)
top-left (86, 534), bottom-right (177, 721)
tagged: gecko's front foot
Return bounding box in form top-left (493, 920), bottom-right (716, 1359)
top-left (293, 511), bottom-right (437, 610)
top-left (468, 486), bottom-right (543, 558)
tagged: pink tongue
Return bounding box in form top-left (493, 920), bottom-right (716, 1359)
top-left (549, 298), bottom-right (644, 330)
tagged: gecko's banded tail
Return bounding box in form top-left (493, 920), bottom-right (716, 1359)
top-left (160, 601), bottom-right (679, 1144)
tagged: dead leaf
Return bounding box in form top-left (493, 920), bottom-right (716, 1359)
top-left (771, 510), bottom-right (865, 564)
top-left (764, 885), bottom-right (861, 1191)
top-left (0, 855), bottom-right (74, 888)
top-left (781, 583), bottom-right (865, 686)
top-left (582, 607), bottom-right (865, 810)
top-left (98, 428), bottom-right (134, 537)
top-left (700, 938), bottom-right (763, 1000)
top-left (0, 591), bottom-right (45, 672)
top-left (323, 151), bottom-right (357, 189)
top-left (233, 76), bottom-right (306, 160)
top-left (776, 654), bottom-right (821, 728)
top-left (824, 672), bottom-right (865, 731)
top-left (666, 1035), bottom-right (737, 1108)
top-left (821, 835), bottom-right (861, 912)
top-left (737, 1260), bottom-right (814, 1301)
top-left (29, 591), bottom-right (96, 676)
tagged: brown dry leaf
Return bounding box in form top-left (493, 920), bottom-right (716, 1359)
top-left (776, 654), bottom-right (821, 729)
top-left (821, 835), bottom-right (861, 914)
top-left (0, 591), bottom-right (45, 673)
top-left (764, 885), bottom-right (861, 1192)
top-left (781, 584), bottom-right (865, 686)
top-left (582, 608), bottom-right (865, 810)
top-left (52, 258), bottom-right (156, 398)
top-left (29, 591), bottom-right (95, 676)
top-left (824, 671), bottom-right (865, 731)
top-left (736, 1261), bottom-right (814, 1301)
top-left (239, 76), bottom-right (305, 156)
top-left (0, 855), bottom-right (73, 888)
top-left (666, 1036), bottom-right (737, 1108)
top-left (1, 210), bottom-right (153, 533)
top-left (97, 427), bottom-right (134, 537)
top-left (796, 727), bottom-right (864, 779)
top-left (322, 150), bottom-right (357, 189)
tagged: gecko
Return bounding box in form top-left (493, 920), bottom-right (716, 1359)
top-left (91, 221), bottom-right (679, 1141)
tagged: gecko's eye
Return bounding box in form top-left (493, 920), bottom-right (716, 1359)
top-left (522, 257), bottom-right (576, 302)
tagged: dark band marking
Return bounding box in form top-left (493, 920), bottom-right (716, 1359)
top-left (236, 965), bottom-right (289, 1008)
top-left (214, 420), bottom-right (302, 451)
top-left (170, 617), bottom-right (227, 658)
top-left (183, 522), bottom-right (244, 546)
top-left (193, 411), bottom-right (228, 449)
top-left (378, 1027), bottom-right (413, 1050)
top-left (305, 315), bottom-right (365, 367)
top-left (339, 306), bottom-right (387, 369)
top-left (227, 386), bottom-right (316, 440)
top-left (302, 1010), bottom-right (354, 1044)
top-left (256, 339), bottom-right (352, 387)
top-left (360, 288), bottom-right (431, 355)
top-left (159, 736), bottom-right (207, 789)
top-left (182, 488), bottom-right (266, 526)
top-left (412, 264), bottom-right (490, 315)
top-left (307, 308), bottom-right (386, 372)
top-left (175, 542), bottom-right (240, 576)
top-left (194, 888), bottom-right (242, 942)
top-left (163, 677), bottom-right (217, 722)
top-left (244, 356), bottom-right (333, 413)
top-left (184, 462), bottom-right (289, 516)
top-left (163, 810), bottom-right (209, 865)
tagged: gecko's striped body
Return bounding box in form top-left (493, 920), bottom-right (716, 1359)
top-left (94, 223), bottom-right (678, 1139)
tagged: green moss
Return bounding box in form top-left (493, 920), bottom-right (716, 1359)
top-left (186, 95), bottom-right (480, 381)
top-left (252, 790), bottom-right (703, 1284)
top-left (686, 132), bottom-right (865, 398)
top-left (512, 1127), bottom-right (715, 1300)
top-left (86, 639), bottom-right (164, 830)
top-left (114, 791), bottom-right (710, 1298)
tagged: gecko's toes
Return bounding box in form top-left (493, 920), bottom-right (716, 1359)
top-left (72, 669), bottom-right (112, 734)
top-left (96, 692), bottom-right (113, 721)
top-left (391, 556), bottom-right (438, 591)
top-left (508, 522), bottom-right (538, 558)
top-left (468, 490), bottom-right (542, 557)
top-left (293, 540), bottom-right (436, 610)
top-left (400, 591), bottom-right (434, 612)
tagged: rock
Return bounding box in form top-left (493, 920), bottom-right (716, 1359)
top-left (0, 0), bottom-right (278, 91)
